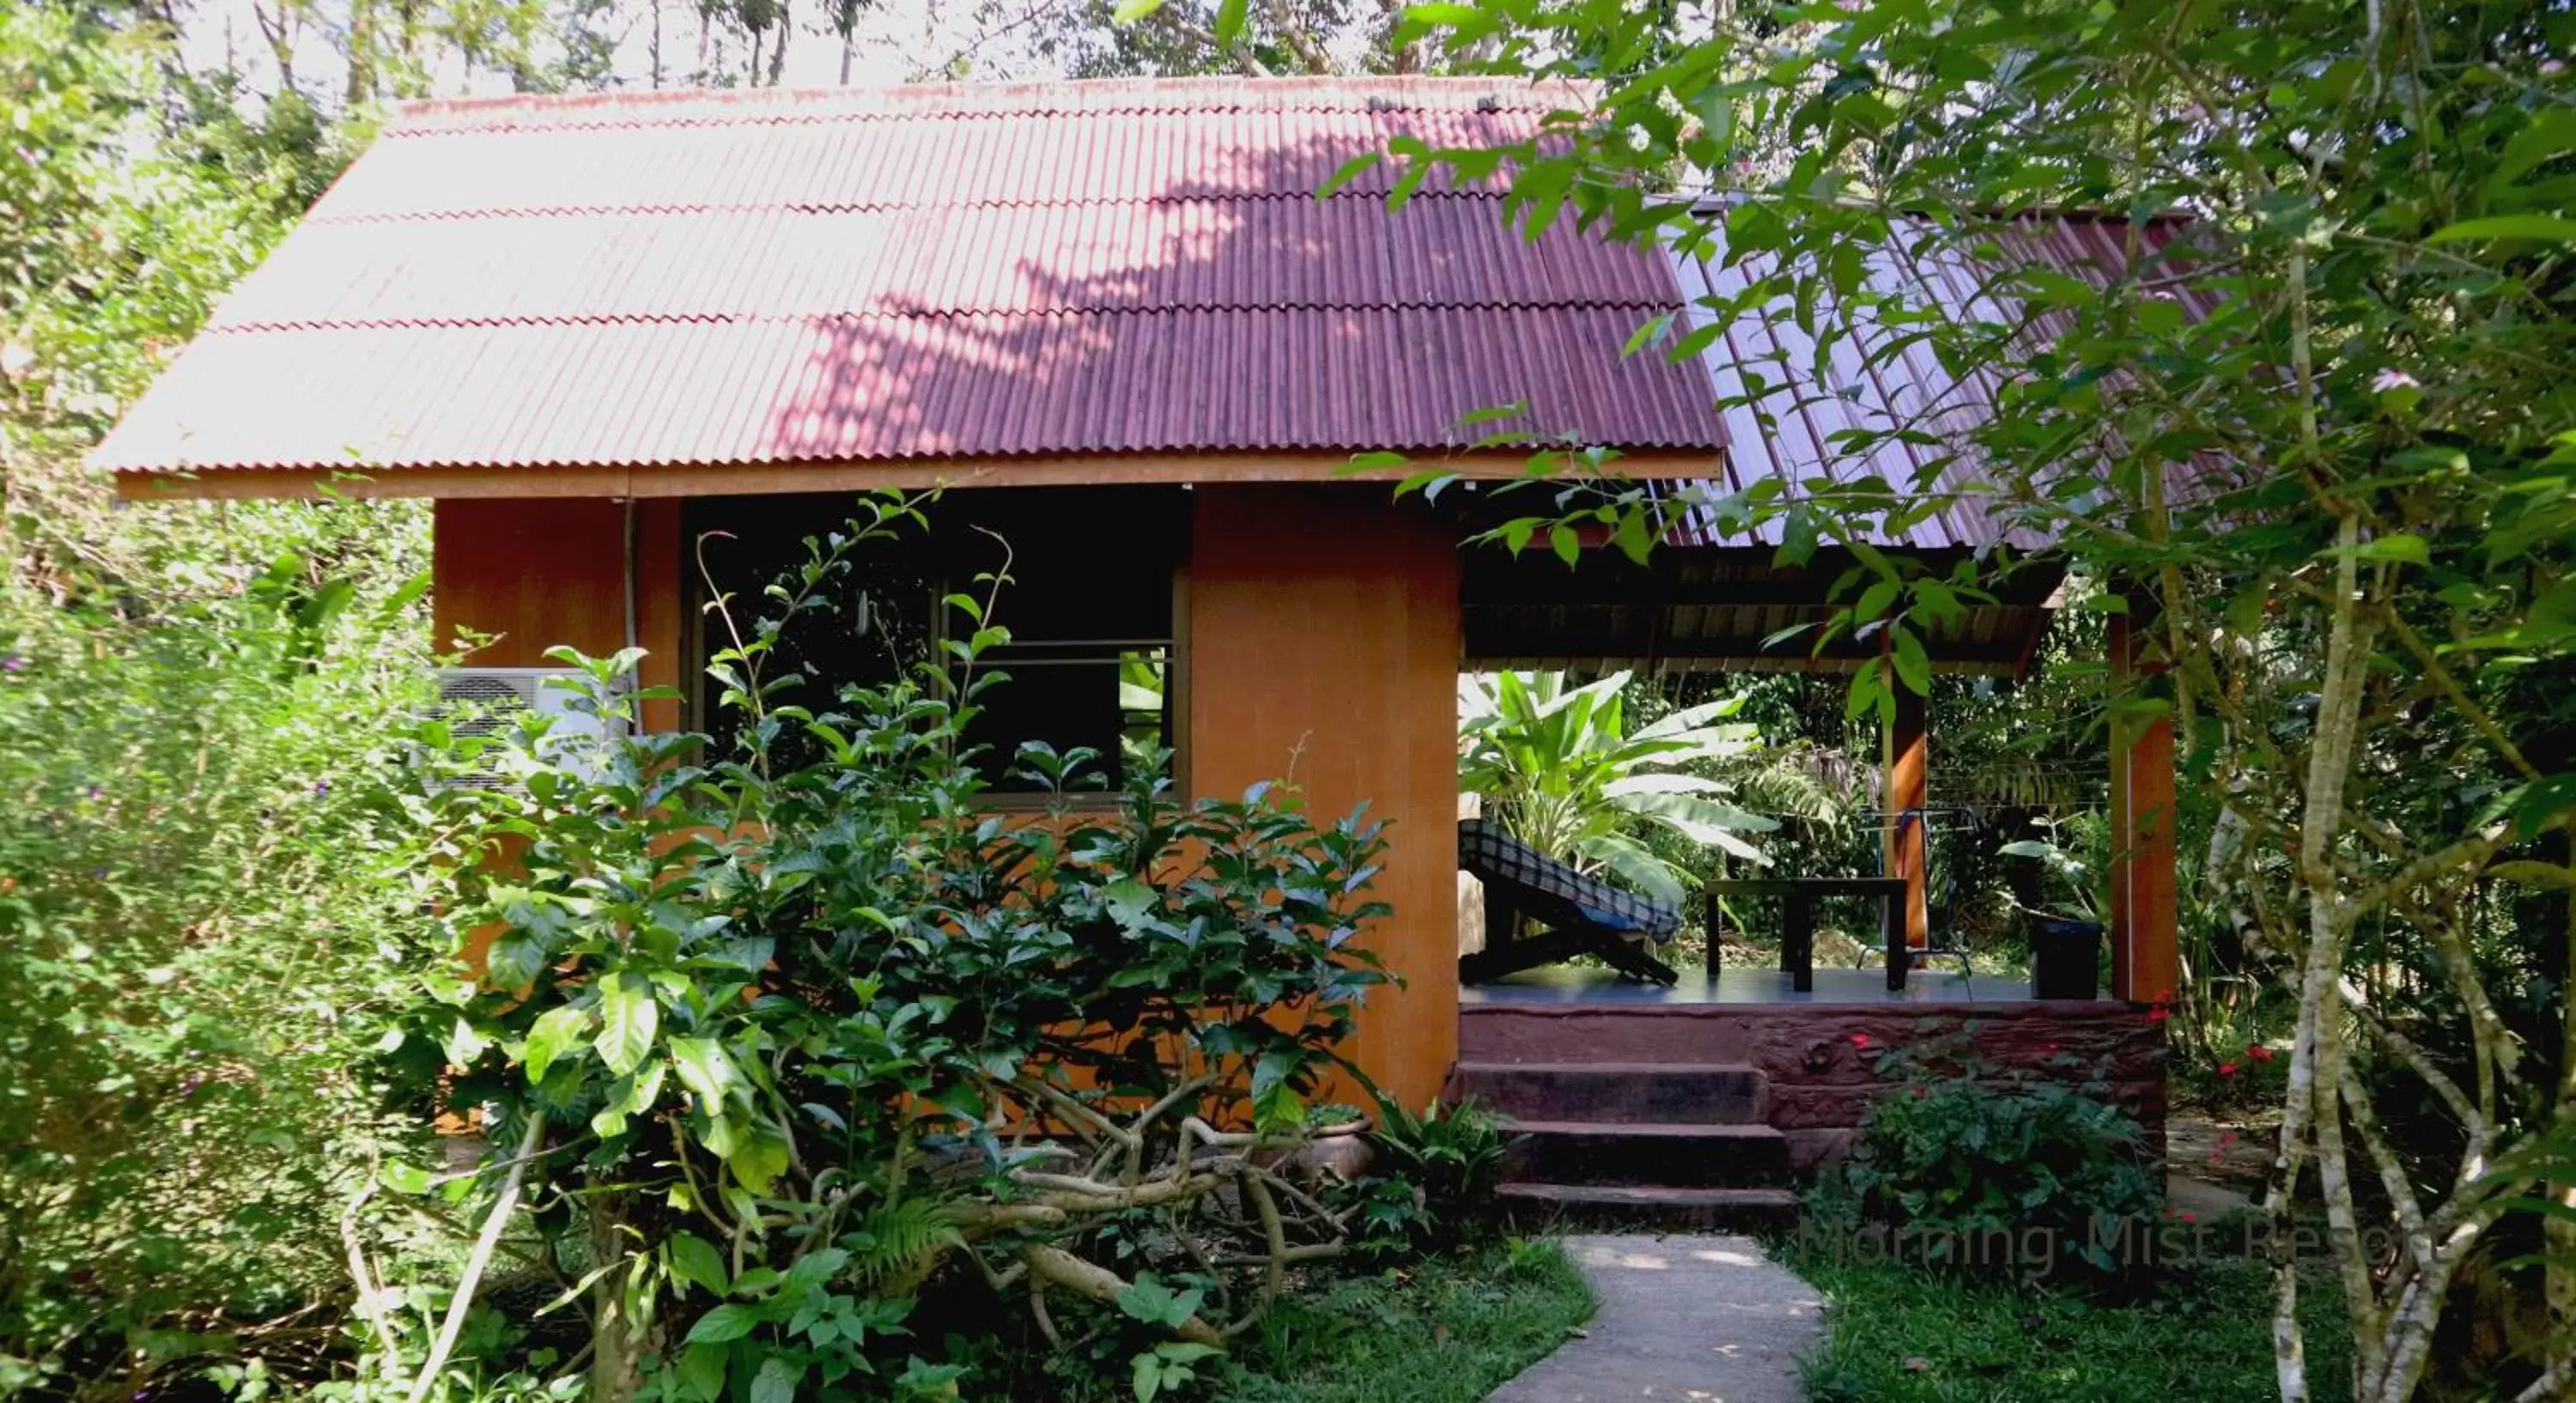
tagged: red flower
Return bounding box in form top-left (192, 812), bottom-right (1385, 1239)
top-left (2248, 1045), bottom-right (2275, 1064)
top-left (2041, 1043), bottom-right (2060, 1054)
top-left (2218, 1063), bottom-right (2239, 1078)
top-left (1850, 1034), bottom-right (1871, 1048)
top-left (2147, 1006), bottom-right (2172, 1023)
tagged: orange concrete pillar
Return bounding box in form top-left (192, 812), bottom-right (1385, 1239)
top-left (2108, 601), bottom-right (2179, 1004)
top-left (1883, 682), bottom-right (1930, 953)
top-left (1184, 485), bottom-right (1462, 1110)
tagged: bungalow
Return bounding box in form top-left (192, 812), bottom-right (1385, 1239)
top-left (99, 77), bottom-right (2172, 1193)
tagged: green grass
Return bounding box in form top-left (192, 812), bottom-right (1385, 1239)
top-left (1789, 1253), bottom-right (2353, 1403)
top-left (1217, 1239), bottom-right (1595, 1403)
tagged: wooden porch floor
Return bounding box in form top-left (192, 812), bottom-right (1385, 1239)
top-left (1461, 964), bottom-right (2084, 1007)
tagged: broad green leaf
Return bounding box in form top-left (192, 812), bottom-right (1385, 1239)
top-left (1109, 0), bottom-right (1167, 22)
top-left (2489, 111), bottom-right (2576, 191)
top-left (1212, 0), bottom-right (1249, 46)
top-left (1891, 629), bottom-right (1932, 695)
top-left (484, 933), bottom-right (547, 991)
top-left (1101, 878), bottom-right (1157, 931)
top-left (729, 1120), bottom-right (793, 1194)
top-left (676, 1343), bottom-right (728, 1402)
top-left (1622, 312), bottom-right (1678, 357)
top-left (1315, 152), bottom-right (1383, 198)
top-left (379, 1160), bottom-right (434, 1195)
top-left (665, 1232), bottom-right (728, 1297)
top-left (443, 1017), bottom-right (489, 1069)
top-left (524, 1004), bottom-right (592, 1085)
top-left (684, 1303), bottom-right (760, 1345)
top-left (1578, 832), bottom-right (1686, 904)
top-left (670, 1037), bottom-right (740, 1108)
top-left (1613, 507), bottom-right (1655, 565)
top-left (2425, 215), bottom-right (2576, 243)
top-left (1601, 773), bottom-right (1731, 798)
top-left (596, 972), bottom-right (658, 1078)
top-left (2341, 533), bottom-right (2431, 567)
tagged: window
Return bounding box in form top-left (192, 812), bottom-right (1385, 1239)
top-left (686, 488), bottom-right (1186, 795)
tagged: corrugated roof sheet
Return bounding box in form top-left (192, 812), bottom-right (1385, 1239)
top-left (1658, 210), bottom-right (2221, 550)
top-left (98, 77), bottom-right (1727, 476)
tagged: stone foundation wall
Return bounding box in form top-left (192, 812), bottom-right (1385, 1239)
top-left (1458, 999), bottom-right (2166, 1175)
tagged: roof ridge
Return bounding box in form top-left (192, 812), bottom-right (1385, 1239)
top-left (385, 76), bottom-right (1589, 137)
top-left (300, 191), bottom-right (1511, 223)
top-left (205, 301), bottom-right (1686, 333)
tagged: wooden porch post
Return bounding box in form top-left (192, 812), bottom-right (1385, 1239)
top-left (1883, 683), bottom-right (1930, 954)
top-left (2107, 600), bottom-right (2179, 1003)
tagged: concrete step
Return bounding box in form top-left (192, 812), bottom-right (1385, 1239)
top-left (1498, 1183), bottom-right (1800, 1232)
top-left (1456, 1061), bottom-right (1768, 1126)
top-left (1503, 1120), bottom-right (1792, 1189)
top-left (1460, 1007), bottom-right (1754, 1065)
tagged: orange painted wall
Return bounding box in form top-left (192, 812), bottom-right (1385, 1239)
top-left (1183, 485), bottom-right (1463, 1111)
top-left (432, 497), bottom-right (684, 732)
top-left (434, 489), bottom-right (1469, 1108)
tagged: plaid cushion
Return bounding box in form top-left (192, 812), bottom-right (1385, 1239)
top-left (1457, 818), bottom-right (1682, 944)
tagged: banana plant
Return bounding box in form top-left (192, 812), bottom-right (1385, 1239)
top-left (1458, 671), bottom-right (1777, 904)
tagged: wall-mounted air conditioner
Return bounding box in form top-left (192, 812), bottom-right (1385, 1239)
top-left (432, 667), bottom-right (627, 787)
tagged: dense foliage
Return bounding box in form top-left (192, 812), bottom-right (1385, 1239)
top-left (1378, 0), bottom-right (2576, 1396)
top-left (1809, 1032), bottom-right (2164, 1285)
top-left (0, 7), bottom-right (441, 1396)
top-left (1458, 670), bottom-right (1777, 903)
top-left (0, 6), bottom-right (1530, 1399)
top-left (1344, 1098), bottom-right (1515, 1257)
top-left (382, 501), bottom-right (1400, 1403)
top-left (0, 513), bottom-right (441, 1398)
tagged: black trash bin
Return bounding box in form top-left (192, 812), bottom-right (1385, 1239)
top-left (2027, 915), bottom-right (2101, 999)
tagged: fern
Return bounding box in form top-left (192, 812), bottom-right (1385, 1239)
top-left (842, 1196), bottom-right (959, 1298)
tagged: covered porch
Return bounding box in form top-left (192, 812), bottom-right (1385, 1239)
top-left (1454, 524), bottom-right (2180, 1009)
top-left (1449, 523), bottom-right (2175, 1205)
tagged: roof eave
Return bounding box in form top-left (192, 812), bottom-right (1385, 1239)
top-left (109, 447), bottom-right (1732, 501)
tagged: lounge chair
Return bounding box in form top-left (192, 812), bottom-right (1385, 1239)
top-left (1456, 818), bottom-right (1684, 986)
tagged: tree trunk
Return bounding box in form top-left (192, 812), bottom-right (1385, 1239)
top-left (767, 3), bottom-right (792, 87)
top-left (587, 1185), bottom-right (650, 1403)
top-left (2550, 829), bottom-right (2576, 1382)
top-left (346, 0), bottom-right (377, 105)
top-left (251, 0), bottom-right (296, 92)
top-left (2263, 509), bottom-right (2372, 1403)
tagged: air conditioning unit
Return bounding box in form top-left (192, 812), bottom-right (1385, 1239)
top-left (431, 667), bottom-right (628, 787)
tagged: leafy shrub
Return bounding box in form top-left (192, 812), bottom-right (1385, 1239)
top-left (0, 513), bottom-right (441, 1396)
top-left (1808, 1036), bottom-right (2161, 1285)
top-left (1456, 671), bottom-right (1775, 903)
top-left (1349, 1097), bottom-right (1515, 1254)
top-left (392, 499), bottom-right (1396, 1401)
top-left (0, 11), bottom-right (407, 1390)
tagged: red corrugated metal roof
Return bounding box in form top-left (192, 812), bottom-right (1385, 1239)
top-left (1659, 210), bottom-right (2222, 550)
top-left (98, 77), bottom-right (1728, 476)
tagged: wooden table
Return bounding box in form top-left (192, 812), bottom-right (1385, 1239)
top-left (1705, 878), bottom-right (1911, 993)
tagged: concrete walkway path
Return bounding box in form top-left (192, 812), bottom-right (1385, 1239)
top-left (1488, 1235), bottom-right (1823, 1403)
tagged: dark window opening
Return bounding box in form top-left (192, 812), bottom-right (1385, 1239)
top-left (686, 488), bottom-right (1186, 794)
